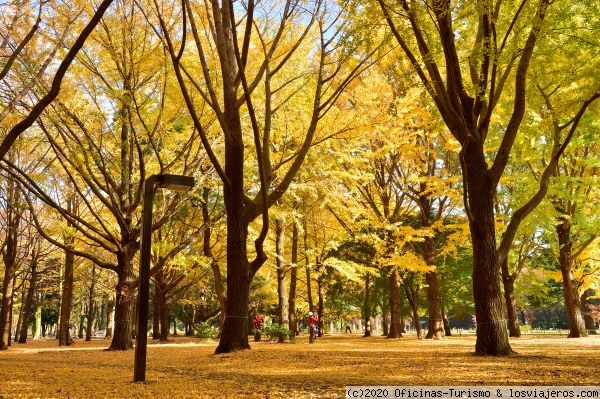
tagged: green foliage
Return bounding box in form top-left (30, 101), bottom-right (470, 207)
top-left (194, 322), bottom-right (218, 340)
top-left (262, 323), bottom-right (292, 342)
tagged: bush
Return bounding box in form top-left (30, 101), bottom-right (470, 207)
top-left (263, 322), bottom-right (291, 342)
top-left (194, 322), bottom-right (218, 339)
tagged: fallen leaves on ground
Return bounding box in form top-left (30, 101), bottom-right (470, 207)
top-left (0, 333), bottom-right (599, 398)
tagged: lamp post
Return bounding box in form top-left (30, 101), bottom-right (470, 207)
top-left (134, 174), bottom-right (194, 382)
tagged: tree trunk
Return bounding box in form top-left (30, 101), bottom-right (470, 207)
top-left (441, 301), bottom-right (452, 337)
top-left (33, 297), bottom-right (42, 339)
top-left (405, 284), bottom-right (422, 338)
top-left (501, 258), bottom-right (521, 337)
top-left (556, 219), bottom-right (587, 338)
top-left (107, 250), bottom-right (136, 350)
top-left (0, 173), bottom-right (21, 349)
top-left (58, 246), bottom-right (75, 346)
top-left (14, 279), bottom-right (26, 343)
top-left (105, 296), bottom-right (115, 339)
top-left (304, 225), bottom-right (314, 312)
top-left (464, 148), bottom-right (512, 355)
top-left (275, 219), bottom-right (288, 342)
top-left (85, 266), bottom-right (96, 341)
top-left (288, 220), bottom-right (299, 340)
top-left (202, 188), bottom-right (226, 331)
top-left (152, 297), bottom-right (160, 340)
top-left (18, 263), bottom-right (37, 343)
top-left (387, 271), bottom-right (402, 338)
top-left (425, 271), bottom-right (444, 339)
top-left (214, 211), bottom-right (251, 353)
top-left (363, 274), bottom-right (371, 337)
top-left (157, 289), bottom-right (169, 342)
top-left (317, 261), bottom-right (324, 337)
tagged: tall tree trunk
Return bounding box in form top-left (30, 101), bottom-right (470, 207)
top-left (317, 266), bottom-right (324, 337)
top-left (464, 148), bottom-right (512, 355)
top-left (33, 297), bottom-right (42, 339)
top-left (304, 225), bottom-right (314, 312)
top-left (214, 207), bottom-right (252, 353)
top-left (152, 297), bottom-right (160, 340)
top-left (108, 248), bottom-right (136, 350)
top-left (59, 197), bottom-right (76, 346)
top-left (441, 301), bottom-right (452, 337)
top-left (78, 303), bottom-right (85, 339)
top-left (387, 271), bottom-right (402, 338)
top-left (556, 219), bottom-right (587, 337)
top-left (0, 175), bottom-right (20, 350)
top-left (405, 284), bottom-right (422, 338)
top-left (275, 219), bottom-right (288, 342)
top-left (157, 288), bottom-right (169, 342)
top-left (288, 221), bottom-right (299, 339)
top-left (419, 195), bottom-right (443, 339)
top-left (501, 258), bottom-right (521, 337)
top-left (18, 262), bottom-right (37, 343)
top-left (85, 265), bottom-right (96, 341)
top-left (105, 296), bottom-right (115, 339)
top-left (14, 279), bottom-right (26, 343)
top-left (363, 274), bottom-right (371, 337)
top-left (202, 188), bottom-right (226, 331)
top-left (425, 271), bottom-right (444, 339)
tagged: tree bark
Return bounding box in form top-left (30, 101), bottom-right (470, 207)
top-left (501, 258), bottom-right (521, 337)
top-left (363, 274), bottom-right (371, 337)
top-left (85, 265), bottom-right (96, 341)
top-left (58, 244), bottom-right (74, 345)
top-left (202, 188), bottom-right (226, 331)
top-left (105, 297), bottom-right (115, 339)
top-left (107, 248), bottom-right (136, 350)
top-left (18, 262), bottom-right (37, 343)
top-left (405, 284), bottom-right (422, 338)
top-left (556, 219), bottom-right (587, 338)
top-left (0, 174), bottom-right (20, 350)
top-left (423, 233), bottom-right (443, 339)
top-left (288, 221), bottom-right (299, 339)
top-left (387, 271), bottom-right (402, 338)
top-left (275, 219), bottom-right (288, 342)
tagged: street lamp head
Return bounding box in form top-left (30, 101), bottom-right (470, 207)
top-left (155, 174), bottom-right (195, 192)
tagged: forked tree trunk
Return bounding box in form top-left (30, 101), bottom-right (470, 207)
top-left (556, 219), bottom-right (587, 338)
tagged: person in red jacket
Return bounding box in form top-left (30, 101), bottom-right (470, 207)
top-left (308, 312), bottom-right (319, 343)
top-left (253, 314), bottom-right (264, 342)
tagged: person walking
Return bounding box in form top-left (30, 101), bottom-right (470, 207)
top-left (308, 312), bottom-right (319, 343)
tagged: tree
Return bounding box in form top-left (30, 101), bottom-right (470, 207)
top-left (149, 0), bottom-right (376, 353)
top-left (378, 0), bottom-right (599, 354)
top-left (0, 0), bottom-right (115, 160)
top-left (4, 0), bottom-right (202, 350)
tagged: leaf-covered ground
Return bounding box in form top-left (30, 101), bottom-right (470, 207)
top-left (0, 333), bottom-right (598, 398)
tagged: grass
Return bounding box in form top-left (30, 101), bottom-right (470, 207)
top-left (0, 333), bottom-right (599, 398)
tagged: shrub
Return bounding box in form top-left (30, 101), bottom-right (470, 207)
top-left (195, 322), bottom-right (218, 339)
top-left (263, 322), bottom-right (291, 342)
